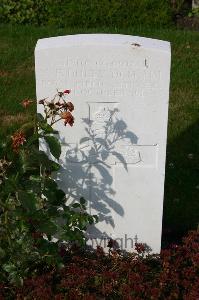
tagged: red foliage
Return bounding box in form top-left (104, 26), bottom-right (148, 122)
top-left (0, 230), bottom-right (198, 299)
top-left (11, 131), bottom-right (26, 152)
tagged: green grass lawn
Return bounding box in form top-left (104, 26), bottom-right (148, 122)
top-left (0, 24), bottom-right (199, 245)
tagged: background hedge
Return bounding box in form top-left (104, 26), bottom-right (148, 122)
top-left (0, 0), bottom-right (173, 28)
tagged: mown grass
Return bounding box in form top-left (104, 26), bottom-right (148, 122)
top-left (0, 24), bottom-right (198, 244)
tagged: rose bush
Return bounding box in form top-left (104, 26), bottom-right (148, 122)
top-left (0, 90), bottom-right (98, 285)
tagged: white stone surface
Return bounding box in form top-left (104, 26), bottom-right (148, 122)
top-left (192, 0), bottom-right (199, 8)
top-left (35, 34), bottom-right (171, 253)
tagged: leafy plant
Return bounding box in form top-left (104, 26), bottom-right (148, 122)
top-left (188, 7), bottom-right (199, 17)
top-left (0, 0), bottom-right (173, 28)
top-left (0, 230), bottom-right (198, 299)
top-left (0, 90), bottom-right (98, 285)
top-left (0, 0), bottom-right (51, 25)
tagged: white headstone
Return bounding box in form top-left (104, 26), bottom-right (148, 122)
top-left (35, 34), bottom-right (171, 253)
top-left (192, 0), bottom-right (199, 8)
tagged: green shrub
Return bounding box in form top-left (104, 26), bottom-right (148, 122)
top-left (0, 0), bottom-right (173, 28)
top-left (0, 91), bottom-right (98, 285)
top-left (0, 230), bottom-right (199, 299)
top-left (0, 0), bottom-right (51, 25)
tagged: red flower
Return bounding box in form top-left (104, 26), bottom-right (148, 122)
top-left (64, 89), bottom-right (71, 94)
top-left (135, 243), bottom-right (146, 253)
top-left (60, 111), bottom-right (74, 126)
top-left (22, 98), bottom-right (33, 108)
top-left (66, 102), bottom-right (74, 112)
top-left (11, 131), bottom-right (26, 152)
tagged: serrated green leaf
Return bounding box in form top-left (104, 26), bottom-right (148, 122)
top-left (37, 113), bottom-right (44, 122)
top-left (44, 177), bottom-right (58, 190)
top-left (38, 220), bottom-right (57, 235)
top-left (44, 135), bottom-right (61, 160)
top-left (3, 263), bottom-right (16, 273)
top-left (88, 215), bottom-right (94, 224)
top-left (80, 197), bottom-right (86, 205)
top-left (19, 147), bottom-right (41, 172)
top-left (81, 204), bottom-right (87, 211)
top-left (25, 175), bottom-right (41, 194)
top-left (29, 147), bottom-right (57, 170)
top-left (29, 175), bottom-right (41, 182)
top-left (43, 178), bottom-right (65, 205)
top-left (40, 122), bottom-right (57, 134)
top-left (18, 191), bottom-right (36, 212)
top-left (50, 161), bottom-right (60, 172)
top-left (3, 176), bottom-right (17, 194)
top-left (26, 133), bottom-right (40, 147)
top-left (93, 215), bottom-right (99, 223)
top-left (72, 203), bottom-right (81, 208)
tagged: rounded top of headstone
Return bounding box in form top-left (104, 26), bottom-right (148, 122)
top-left (35, 34), bottom-right (170, 53)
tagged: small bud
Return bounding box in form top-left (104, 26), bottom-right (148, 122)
top-left (38, 99), bottom-right (45, 105)
top-left (64, 89), bottom-right (71, 94)
top-left (21, 99), bottom-right (33, 108)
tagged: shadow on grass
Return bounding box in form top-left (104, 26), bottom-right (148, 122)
top-left (162, 119), bottom-right (199, 248)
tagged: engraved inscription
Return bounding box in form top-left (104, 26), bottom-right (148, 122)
top-left (64, 103), bottom-right (158, 168)
top-left (116, 145), bottom-right (141, 164)
top-left (39, 56), bottom-right (162, 98)
top-left (64, 143), bottom-right (157, 167)
top-left (54, 67), bottom-right (161, 83)
top-left (94, 107), bottom-right (111, 123)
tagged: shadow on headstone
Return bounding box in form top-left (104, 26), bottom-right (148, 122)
top-left (55, 108), bottom-right (138, 245)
